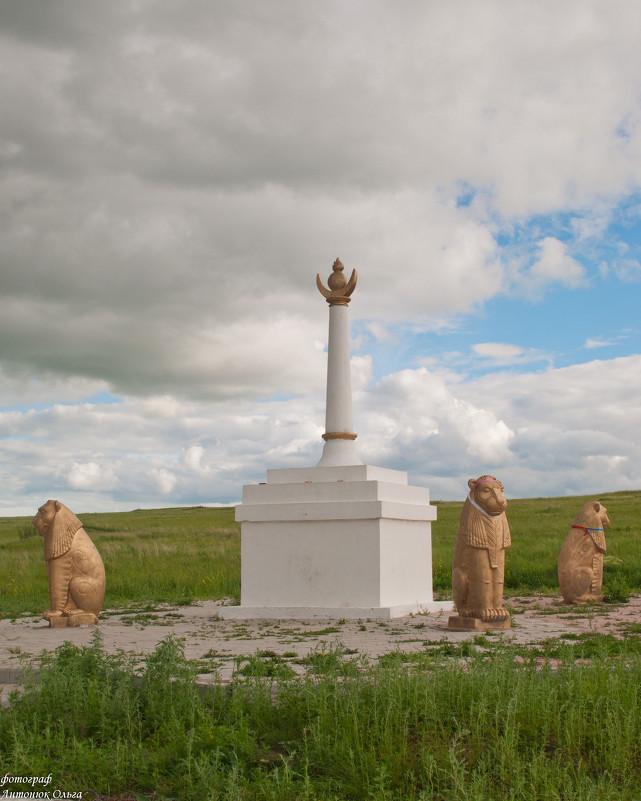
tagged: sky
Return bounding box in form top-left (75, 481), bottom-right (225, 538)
top-left (1, 0), bottom-right (641, 515)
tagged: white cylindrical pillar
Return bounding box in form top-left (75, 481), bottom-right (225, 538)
top-left (325, 304), bottom-right (353, 434)
top-left (316, 259), bottom-right (362, 468)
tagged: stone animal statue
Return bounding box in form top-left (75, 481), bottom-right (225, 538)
top-left (558, 501), bottom-right (610, 604)
top-left (451, 475), bottom-right (511, 626)
top-left (32, 500), bottom-right (105, 627)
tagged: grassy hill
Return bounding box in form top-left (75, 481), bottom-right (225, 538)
top-left (1, 490), bottom-right (639, 618)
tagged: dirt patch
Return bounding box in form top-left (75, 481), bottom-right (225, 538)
top-left (2, 595), bottom-right (640, 697)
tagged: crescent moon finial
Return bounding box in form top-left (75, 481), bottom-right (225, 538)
top-left (316, 258), bottom-right (357, 305)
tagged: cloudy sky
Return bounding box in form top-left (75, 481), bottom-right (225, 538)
top-left (1, 0), bottom-right (641, 515)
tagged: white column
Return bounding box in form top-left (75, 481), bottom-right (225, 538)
top-left (316, 260), bottom-right (362, 467)
top-left (325, 304), bottom-right (353, 433)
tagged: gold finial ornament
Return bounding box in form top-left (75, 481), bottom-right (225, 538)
top-left (316, 258), bottom-right (358, 305)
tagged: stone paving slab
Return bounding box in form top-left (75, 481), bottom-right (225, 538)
top-left (2, 595), bottom-right (640, 706)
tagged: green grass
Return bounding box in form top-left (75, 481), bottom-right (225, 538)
top-left (1, 492), bottom-right (641, 799)
top-left (3, 631), bottom-right (641, 800)
top-left (432, 489), bottom-right (641, 597)
top-left (1, 490), bottom-right (639, 618)
top-left (0, 506), bottom-right (240, 618)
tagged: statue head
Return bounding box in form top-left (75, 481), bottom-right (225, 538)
top-left (468, 475), bottom-right (508, 517)
top-left (33, 500), bottom-right (83, 560)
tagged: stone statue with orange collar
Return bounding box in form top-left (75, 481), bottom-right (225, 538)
top-left (558, 501), bottom-right (610, 604)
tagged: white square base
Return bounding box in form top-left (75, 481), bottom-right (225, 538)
top-left (225, 465), bottom-right (453, 620)
top-left (219, 601), bottom-right (453, 621)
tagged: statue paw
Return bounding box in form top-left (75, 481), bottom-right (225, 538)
top-left (67, 612), bottom-right (99, 626)
top-left (480, 608), bottom-right (509, 622)
top-left (479, 608), bottom-right (510, 623)
top-left (44, 610), bottom-right (68, 627)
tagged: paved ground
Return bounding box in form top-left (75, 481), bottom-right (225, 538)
top-left (3, 595), bottom-right (641, 706)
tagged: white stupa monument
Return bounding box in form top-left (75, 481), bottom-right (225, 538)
top-left (221, 260), bottom-right (452, 619)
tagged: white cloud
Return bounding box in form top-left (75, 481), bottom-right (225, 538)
top-left (1, 2), bottom-right (640, 397)
top-left (0, 179), bottom-right (505, 398)
top-left (449, 400), bottom-right (515, 463)
top-left (356, 367), bottom-right (515, 480)
top-left (612, 259), bottom-right (641, 282)
top-left (365, 322), bottom-right (398, 345)
top-left (473, 343), bottom-right (525, 361)
top-left (525, 237), bottom-right (587, 294)
top-left (1, 2), bottom-right (641, 513)
top-left (67, 461), bottom-right (117, 491)
top-left (452, 354), bottom-right (641, 497)
top-left (183, 444), bottom-right (207, 473)
top-left (151, 468), bottom-right (177, 495)
top-left (1, 354), bottom-right (640, 513)
top-left (470, 343), bottom-right (550, 369)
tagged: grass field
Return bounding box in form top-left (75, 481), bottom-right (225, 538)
top-left (3, 630), bottom-right (641, 799)
top-left (0, 506), bottom-right (240, 618)
top-left (1, 491), bottom-right (641, 800)
top-left (434, 489), bottom-right (641, 601)
top-left (1, 490), bottom-right (639, 618)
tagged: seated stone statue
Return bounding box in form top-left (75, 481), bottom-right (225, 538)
top-left (558, 501), bottom-right (610, 604)
top-left (448, 475), bottom-right (511, 629)
top-left (33, 500), bottom-right (106, 627)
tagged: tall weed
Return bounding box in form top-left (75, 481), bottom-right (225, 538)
top-left (2, 633), bottom-right (641, 799)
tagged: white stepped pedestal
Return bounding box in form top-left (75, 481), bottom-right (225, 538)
top-left (220, 465), bottom-right (453, 620)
